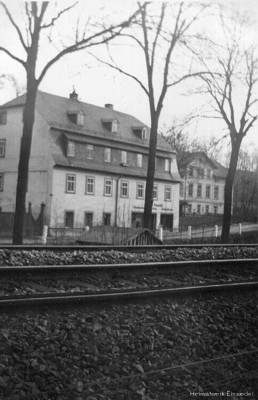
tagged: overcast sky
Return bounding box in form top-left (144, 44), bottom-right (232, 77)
top-left (0, 0), bottom-right (257, 151)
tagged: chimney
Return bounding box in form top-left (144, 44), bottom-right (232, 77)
top-left (105, 103), bottom-right (113, 110)
top-left (70, 89), bottom-right (78, 100)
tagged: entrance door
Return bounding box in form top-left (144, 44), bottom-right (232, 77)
top-left (160, 214), bottom-right (173, 230)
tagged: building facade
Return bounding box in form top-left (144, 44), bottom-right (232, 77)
top-left (0, 91), bottom-right (181, 232)
top-left (178, 152), bottom-right (227, 216)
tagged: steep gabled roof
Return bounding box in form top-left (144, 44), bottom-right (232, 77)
top-left (1, 91), bottom-right (172, 153)
top-left (179, 151), bottom-right (227, 179)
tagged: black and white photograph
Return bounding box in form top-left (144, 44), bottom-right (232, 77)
top-left (0, 0), bottom-right (257, 399)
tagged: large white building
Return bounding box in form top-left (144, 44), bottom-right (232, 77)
top-left (179, 152), bottom-right (227, 216)
top-left (0, 90), bottom-right (181, 232)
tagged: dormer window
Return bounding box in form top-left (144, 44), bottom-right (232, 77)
top-left (67, 141), bottom-right (75, 157)
top-left (67, 110), bottom-right (85, 126)
top-left (165, 158), bottom-right (170, 172)
top-left (102, 118), bottom-right (119, 133)
top-left (132, 126), bottom-right (148, 140)
top-left (112, 120), bottom-right (118, 133)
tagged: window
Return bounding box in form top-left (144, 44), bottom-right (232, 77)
top-left (179, 183), bottom-right (184, 198)
top-left (205, 205), bottom-right (209, 214)
top-left (67, 141), bottom-right (75, 157)
top-left (86, 176), bottom-right (95, 194)
top-left (136, 182), bottom-right (144, 199)
top-left (188, 204), bottom-right (192, 214)
top-left (84, 212), bottom-right (93, 228)
top-left (137, 153), bottom-right (142, 168)
top-left (214, 206), bottom-right (218, 214)
top-left (65, 211), bottom-right (74, 228)
top-left (104, 178), bottom-right (112, 196)
top-left (214, 186), bottom-right (219, 200)
top-left (165, 159), bottom-right (170, 172)
top-left (77, 113), bottom-right (84, 126)
top-left (207, 169), bottom-right (211, 178)
top-left (188, 183), bottom-right (193, 197)
top-left (0, 173), bottom-right (4, 191)
top-left (121, 150), bottom-right (127, 164)
top-left (86, 144), bottom-right (93, 159)
top-left (189, 166), bottom-right (194, 177)
top-left (104, 147), bottom-right (111, 162)
top-left (206, 185), bottom-right (211, 198)
top-left (112, 120), bottom-right (118, 133)
top-left (198, 168), bottom-right (204, 178)
top-left (103, 213), bottom-right (111, 226)
top-left (0, 111), bottom-right (7, 125)
top-left (66, 174), bottom-right (76, 193)
top-left (197, 184), bottom-right (202, 197)
top-left (153, 185), bottom-right (158, 200)
top-left (197, 204), bottom-right (201, 214)
top-left (0, 139), bottom-right (6, 157)
top-left (142, 127), bottom-right (147, 139)
top-left (164, 186), bottom-right (171, 201)
top-left (120, 180), bottom-right (129, 197)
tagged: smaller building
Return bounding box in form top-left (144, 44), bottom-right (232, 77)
top-left (178, 152), bottom-right (227, 216)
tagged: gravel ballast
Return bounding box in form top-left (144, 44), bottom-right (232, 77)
top-left (0, 291), bottom-right (257, 400)
top-left (0, 246), bottom-right (258, 266)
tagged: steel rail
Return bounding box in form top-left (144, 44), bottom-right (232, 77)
top-left (0, 243), bottom-right (257, 252)
top-left (0, 281), bottom-right (257, 309)
top-left (0, 258), bottom-right (257, 274)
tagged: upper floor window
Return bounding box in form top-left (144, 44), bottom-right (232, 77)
top-left (153, 185), bottom-right (158, 200)
top-left (206, 185), bottom-right (211, 198)
top-left (0, 111), bottom-right (7, 125)
top-left (67, 141), bottom-right (75, 157)
top-left (142, 127), bottom-right (147, 139)
top-left (165, 159), bottom-right (170, 172)
top-left (136, 182), bottom-right (144, 199)
top-left (0, 139), bottom-right (6, 157)
top-left (207, 169), bottom-right (211, 178)
top-left (188, 183), bottom-right (193, 197)
top-left (66, 174), bottom-right (76, 193)
top-left (137, 153), bottom-right (143, 168)
top-left (179, 183), bottom-right (184, 197)
top-left (189, 166), bottom-right (194, 177)
top-left (104, 147), bottom-right (111, 162)
top-left (198, 168), bottom-right (204, 179)
top-left (86, 144), bottom-right (93, 159)
top-left (197, 184), bottom-right (202, 197)
top-left (121, 150), bottom-right (127, 164)
top-left (104, 178), bottom-right (112, 196)
top-left (120, 180), bottom-right (129, 197)
top-left (0, 173), bottom-right (4, 191)
top-left (164, 186), bottom-right (172, 201)
top-left (86, 176), bottom-right (95, 195)
top-left (214, 186), bottom-right (219, 200)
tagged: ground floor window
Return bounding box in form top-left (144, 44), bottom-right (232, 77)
top-left (103, 213), bottom-right (111, 226)
top-left (132, 212), bottom-right (156, 229)
top-left (65, 211), bottom-right (74, 228)
top-left (84, 212), bottom-right (93, 227)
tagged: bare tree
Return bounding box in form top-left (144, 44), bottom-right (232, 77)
top-left (0, 1), bottom-right (138, 244)
top-left (196, 15), bottom-right (257, 242)
top-left (91, 1), bottom-right (209, 229)
top-left (0, 73), bottom-right (25, 96)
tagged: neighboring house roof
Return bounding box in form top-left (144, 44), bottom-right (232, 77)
top-left (1, 90), bottom-right (173, 153)
top-left (179, 151), bottom-right (227, 179)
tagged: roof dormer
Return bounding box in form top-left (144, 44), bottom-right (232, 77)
top-left (67, 110), bottom-right (85, 126)
top-left (102, 118), bottom-right (119, 133)
top-left (132, 126), bottom-right (148, 140)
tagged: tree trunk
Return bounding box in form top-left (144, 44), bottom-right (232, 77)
top-left (221, 139), bottom-right (241, 243)
top-left (143, 116), bottom-right (158, 229)
top-left (12, 82), bottom-right (37, 244)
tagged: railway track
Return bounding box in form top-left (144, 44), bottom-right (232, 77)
top-left (1, 258), bottom-right (257, 310)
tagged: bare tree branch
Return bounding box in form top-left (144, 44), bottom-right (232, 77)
top-left (0, 46), bottom-right (26, 67)
top-left (0, 1), bottom-right (28, 51)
